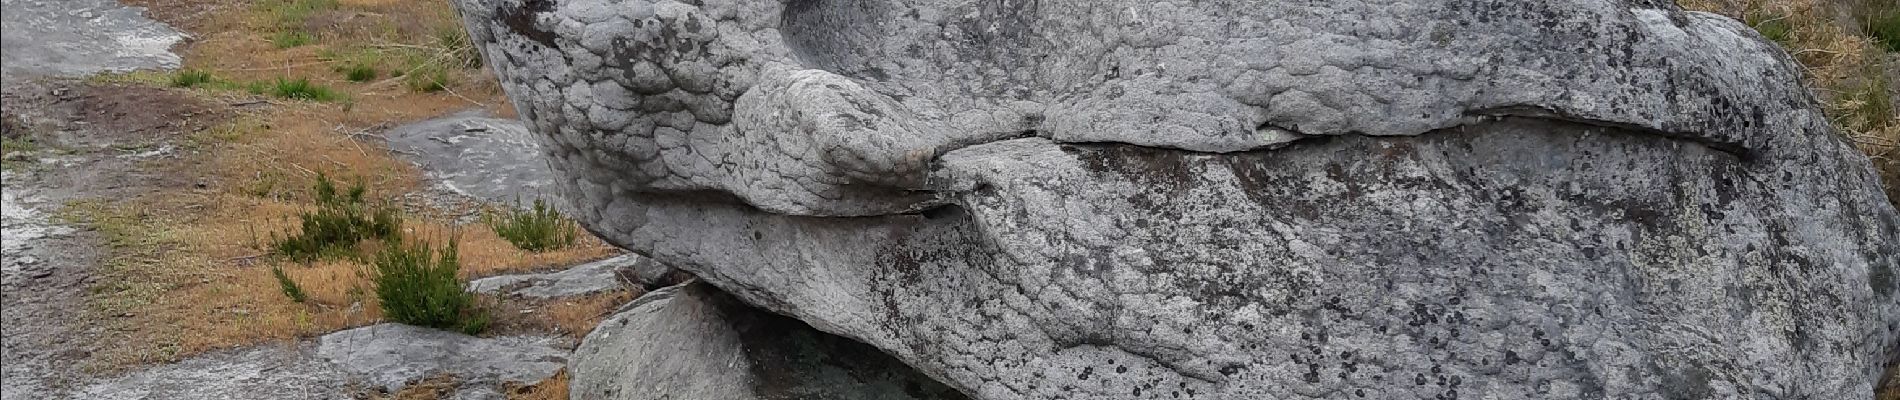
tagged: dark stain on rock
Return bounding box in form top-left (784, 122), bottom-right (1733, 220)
top-left (499, 0), bottom-right (558, 48)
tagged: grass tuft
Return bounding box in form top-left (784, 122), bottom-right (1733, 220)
top-left (485, 198), bottom-right (578, 252)
top-left (403, 66), bottom-right (450, 93)
top-left (373, 238), bottom-right (489, 334)
top-left (170, 70), bottom-right (214, 88)
top-left (271, 266), bottom-right (308, 303)
top-left (270, 31), bottom-right (315, 48)
top-left (1865, 5), bottom-right (1900, 52)
top-left (267, 78), bottom-right (341, 102)
top-left (273, 174), bottom-right (401, 261)
top-left (341, 64), bottom-right (377, 82)
top-left (1745, 10), bottom-right (1795, 44)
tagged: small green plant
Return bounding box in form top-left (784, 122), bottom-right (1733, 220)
top-left (433, 25), bottom-right (481, 69)
top-left (272, 266), bottom-right (309, 303)
top-left (484, 198), bottom-right (578, 252)
top-left (0, 135), bottom-right (37, 171)
top-left (341, 64), bottom-right (377, 82)
top-left (373, 238), bottom-right (488, 334)
top-left (170, 70), bottom-right (214, 88)
top-left (404, 66), bottom-right (450, 93)
top-left (1, 136), bottom-right (36, 155)
top-left (270, 31), bottom-right (315, 48)
top-left (273, 174), bottom-right (402, 261)
top-left (1745, 10), bottom-right (1795, 44)
top-left (267, 78), bottom-right (340, 102)
top-left (1865, 6), bottom-right (1900, 52)
top-left (1840, 65), bottom-right (1894, 131)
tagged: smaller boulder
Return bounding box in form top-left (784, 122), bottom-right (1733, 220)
top-left (468, 255), bottom-right (638, 298)
top-left (571, 282), bottom-right (967, 400)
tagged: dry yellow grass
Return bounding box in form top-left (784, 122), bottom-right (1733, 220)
top-left (1681, 1), bottom-right (1899, 395)
top-left (368, 374), bottom-right (459, 400)
top-left (506, 369), bottom-right (571, 400)
top-left (1681, 0), bottom-right (1899, 205)
top-left (542, 290), bottom-right (640, 338)
top-left (68, 0), bottom-right (619, 373)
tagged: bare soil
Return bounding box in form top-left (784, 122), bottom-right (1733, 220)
top-left (1, 78), bottom-right (231, 398)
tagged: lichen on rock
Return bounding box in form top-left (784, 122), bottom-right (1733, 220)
top-left (453, 0), bottom-right (1900, 398)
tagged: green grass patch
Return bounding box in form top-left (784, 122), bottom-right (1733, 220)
top-left (1745, 10), bottom-right (1795, 45)
top-left (433, 25), bottom-right (481, 69)
top-left (266, 78), bottom-right (342, 102)
top-left (1841, 64), bottom-right (1894, 131)
top-left (1, 136), bottom-right (37, 156)
top-left (273, 174), bottom-right (402, 261)
top-left (484, 198), bottom-right (578, 252)
top-left (170, 70), bottom-right (214, 88)
top-left (1865, 6), bottom-right (1900, 52)
top-left (403, 65), bottom-right (450, 93)
top-left (272, 266), bottom-right (309, 303)
top-left (373, 238), bottom-right (488, 334)
top-left (341, 64), bottom-right (377, 82)
top-left (1, 136), bottom-right (38, 171)
top-left (270, 31), bottom-right (315, 48)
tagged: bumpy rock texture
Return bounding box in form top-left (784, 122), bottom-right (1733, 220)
top-left (455, 0), bottom-right (1900, 399)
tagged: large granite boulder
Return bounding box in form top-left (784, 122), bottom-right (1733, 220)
top-left (454, 0), bottom-right (1900, 398)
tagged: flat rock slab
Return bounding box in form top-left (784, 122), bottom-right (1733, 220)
top-left (468, 255), bottom-right (640, 298)
top-left (384, 110), bottom-right (561, 208)
top-left (316, 323), bottom-right (566, 393)
top-left (76, 343), bottom-right (352, 400)
top-left (0, 0), bottom-right (183, 78)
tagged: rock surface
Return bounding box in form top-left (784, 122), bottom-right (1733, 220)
top-left (76, 344), bottom-right (353, 400)
top-left (571, 282), bottom-right (967, 400)
top-left (455, 0), bottom-right (1900, 399)
top-left (0, 0), bottom-right (183, 78)
top-left (316, 323), bottom-right (566, 394)
top-left (384, 110), bottom-right (564, 208)
top-left (469, 254), bottom-right (639, 298)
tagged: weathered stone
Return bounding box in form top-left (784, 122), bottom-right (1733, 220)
top-left (571, 282), bottom-right (967, 400)
top-left (76, 344), bottom-right (352, 400)
top-left (1, 0), bottom-right (183, 78)
top-left (468, 254), bottom-right (637, 298)
top-left (454, 0), bottom-right (1900, 399)
top-left (316, 324), bottom-right (566, 393)
top-left (384, 110), bottom-right (564, 208)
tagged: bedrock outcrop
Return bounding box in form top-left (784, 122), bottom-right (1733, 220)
top-left (453, 0), bottom-right (1900, 398)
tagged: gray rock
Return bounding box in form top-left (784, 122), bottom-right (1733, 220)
top-left (76, 343), bottom-right (352, 400)
top-left (316, 323), bottom-right (566, 393)
top-left (468, 254), bottom-right (637, 298)
top-left (0, 0), bottom-right (183, 79)
top-left (571, 282), bottom-right (967, 400)
top-left (454, 0), bottom-right (1900, 399)
top-left (384, 109), bottom-right (563, 208)
top-left (626, 252), bottom-right (690, 290)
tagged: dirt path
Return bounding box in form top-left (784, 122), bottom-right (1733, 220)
top-left (1, 80), bottom-right (210, 398)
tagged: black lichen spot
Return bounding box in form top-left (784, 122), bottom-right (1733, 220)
top-left (499, 0), bottom-right (558, 48)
